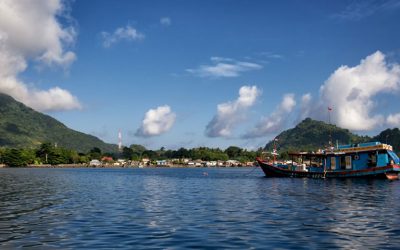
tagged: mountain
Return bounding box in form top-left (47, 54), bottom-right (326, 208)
top-left (372, 128), bottom-right (400, 154)
top-left (0, 93), bottom-right (117, 152)
top-left (264, 118), bottom-right (371, 152)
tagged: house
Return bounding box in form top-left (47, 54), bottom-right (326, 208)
top-left (89, 159), bottom-right (101, 167)
top-left (156, 160), bottom-right (168, 166)
top-left (225, 160), bottom-right (240, 167)
top-left (182, 158), bottom-right (191, 164)
top-left (101, 156), bottom-right (113, 163)
top-left (217, 160), bottom-right (225, 167)
top-left (205, 161), bottom-right (217, 167)
top-left (194, 159), bottom-right (203, 167)
top-left (245, 161), bottom-right (255, 166)
top-left (141, 158), bottom-right (150, 165)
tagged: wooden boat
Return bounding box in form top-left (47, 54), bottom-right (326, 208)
top-left (257, 142), bottom-right (400, 180)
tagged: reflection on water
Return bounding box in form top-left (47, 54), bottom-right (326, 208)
top-left (1, 168), bottom-right (400, 248)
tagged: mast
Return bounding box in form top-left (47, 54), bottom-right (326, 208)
top-left (328, 106), bottom-right (333, 150)
top-left (118, 129), bottom-right (122, 152)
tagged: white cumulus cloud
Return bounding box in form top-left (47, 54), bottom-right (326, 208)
top-left (243, 93), bottom-right (296, 138)
top-left (206, 85), bottom-right (260, 137)
top-left (101, 25), bottom-right (144, 48)
top-left (317, 51), bottom-right (400, 131)
top-left (0, 0), bottom-right (81, 111)
top-left (387, 113), bottom-right (400, 127)
top-left (299, 93), bottom-right (312, 121)
top-left (187, 57), bottom-right (262, 78)
top-left (136, 105), bottom-right (176, 137)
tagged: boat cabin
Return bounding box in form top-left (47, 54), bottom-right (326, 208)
top-left (285, 142), bottom-right (400, 172)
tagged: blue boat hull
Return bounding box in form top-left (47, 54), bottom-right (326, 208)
top-left (256, 158), bottom-right (400, 179)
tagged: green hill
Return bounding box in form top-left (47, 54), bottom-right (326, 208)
top-left (0, 93), bottom-right (117, 153)
top-left (372, 128), bottom-right (400, 154)
top-left (265, 118), bottom-right (371, 152)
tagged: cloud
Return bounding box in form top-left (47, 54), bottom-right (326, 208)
top-left (187, 57), bottom-right (262, 78)
top-left (333, 0), bottom-right (400, 21)
top-left (136, 105), bottom-right (176, 137)
top-left (260, 52), bottom-right (284, 59)
top-left (160, 17), bottom-right (171, 26)
top-left (101, 25), bottom-right (144, 48)
top-left (0, 0), bottom-right (81, 111)
top-left (316, 51), bottom-right (400, 131)
top-left (387, 113), bottom-right (400, 127)
top-left (243, 93), bottom-right (296, 138)
top-left (206, 85), bottom-right (260, 137)
top-left (299, 93), bottom-right (312, 121)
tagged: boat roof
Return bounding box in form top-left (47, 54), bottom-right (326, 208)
top-left (288, 142), bottom-right (393, 157)
top-left (336, 142), bottom-right (393, 153)
top-left (288, 152), bottom-right (326, 157)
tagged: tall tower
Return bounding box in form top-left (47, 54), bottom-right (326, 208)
top-left (118, 130), bottom-right (122, 152)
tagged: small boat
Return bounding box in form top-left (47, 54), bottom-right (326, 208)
top-left (257, 142), bottom-right (400, 180)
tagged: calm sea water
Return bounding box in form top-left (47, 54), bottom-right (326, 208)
top-left (1, 167), bottom-right (400, 249)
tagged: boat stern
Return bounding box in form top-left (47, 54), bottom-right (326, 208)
top-left (385, 164), bottom-right (400, 180)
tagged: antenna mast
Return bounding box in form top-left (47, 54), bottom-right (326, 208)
top-left (328, 106), bottom-right (333, 150)
top-left (118, 130), bottom-right (122, 152)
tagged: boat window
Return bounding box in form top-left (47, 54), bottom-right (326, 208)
top-left (340, 156), bottom-right (346, 170)
top-left (367, 152), bottom-right (377, 167)
top-left (330, 157), bottom-right (336, 170)
top-left (345, 156), bottom-right (352, 170)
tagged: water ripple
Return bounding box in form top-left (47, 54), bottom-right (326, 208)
top-left (1, 168), bottom-right (400, 248)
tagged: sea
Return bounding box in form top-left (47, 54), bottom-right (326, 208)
top-left (1, 167), bottom-right (400, 249)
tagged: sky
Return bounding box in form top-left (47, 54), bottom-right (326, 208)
top-left (1, 0), bottom-right (400, 150)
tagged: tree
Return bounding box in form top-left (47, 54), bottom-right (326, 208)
top-left (36, 142), bottom-right (53, 163)
top-left (0, 147), bottom-right (7, 164)
top-left (225, 146), bottom-right (242, 159)
top-left (142, 150), bottom-right (157, 159)
top-left (78, 153), bottom-right (89, 163)
top-left (89, 147), bottom-right (102, 160)
top-left (35, 142), bottom-right (82, 165)
top-left (3, 148), bottom-right (29, 167)
top-left (130, 144), bottom-right (147, 154)
top-left (47, 148), bottom-right (66, 165)
top-left (68, 150), bottom-right (80, 164)
top-left (122, 147), bottom-right (134, 160)
top-left (174, 147), bottom-right (190, 158)
top-left (20, 148), bottom-right (36, 164)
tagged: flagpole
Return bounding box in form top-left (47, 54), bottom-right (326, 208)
top-left (328, 108), bottom-right (331, 125)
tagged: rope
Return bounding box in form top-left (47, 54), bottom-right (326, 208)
top-left (243, 165), bottom-right (259, 176)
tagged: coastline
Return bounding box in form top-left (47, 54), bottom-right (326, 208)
top-left (0, 164), bottom-right (256, 169)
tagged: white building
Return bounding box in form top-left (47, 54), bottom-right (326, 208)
top-left (205, 161), bottom-right (217, 167)
top-left (89, 159), bottom-right (101, 167)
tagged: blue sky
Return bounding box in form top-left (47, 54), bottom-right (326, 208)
top-left (1, 0), bottom-right (400, 150)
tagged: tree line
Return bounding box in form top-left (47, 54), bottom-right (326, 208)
top-left (122, 144), bottom-right (263, 163)
top-left (0, 143), bottom-right (264, 167)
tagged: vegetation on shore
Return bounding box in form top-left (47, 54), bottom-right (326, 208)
top-left (2, 117), bottom-right (400, 167)
top-left (0, 143), bottom-right (263, 167)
